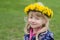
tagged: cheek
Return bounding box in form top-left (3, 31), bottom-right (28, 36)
top-left (28, 19), bottom-right (31, 22)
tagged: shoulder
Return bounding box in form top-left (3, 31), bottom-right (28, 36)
top-left (46, 30), bottom-right (54, 38)
top-left (24, 34), bottom-right (29, 38)
top-left (24, 34), bottom-right (29, 36)
top-left (47, 31), bottom-right (54, 40)
top-left (38, 30), bottom-right (54, 40)
top-left (24, 34), bottom-right (29, 40)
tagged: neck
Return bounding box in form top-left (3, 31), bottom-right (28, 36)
top-left (33, 27), bottom-right (41, 34)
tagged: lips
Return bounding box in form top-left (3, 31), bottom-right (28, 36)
top-left (31, 23), bottom-right (36, 25)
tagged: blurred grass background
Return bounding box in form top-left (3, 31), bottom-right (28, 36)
top-left (0, 0), bottom-right (60, 40)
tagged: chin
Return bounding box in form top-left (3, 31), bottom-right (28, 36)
top-left (31, 26), bottom-right (38, 28)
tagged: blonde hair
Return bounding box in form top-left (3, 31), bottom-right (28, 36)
top-left (24, 2), bottom-right (50, 40)
top-left (37, 2), bottom-right (44, 6)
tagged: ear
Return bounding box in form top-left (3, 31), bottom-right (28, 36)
top-left (42, 19), bottom-right (48, 27)
top-left (42, 24), bottom-right (45, 27)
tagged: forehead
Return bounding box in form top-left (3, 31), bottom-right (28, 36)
top-left (28, 11), bottom-right (44, 17)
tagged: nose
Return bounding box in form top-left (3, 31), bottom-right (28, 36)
top-left (31, 18), bottom-right (36, 23)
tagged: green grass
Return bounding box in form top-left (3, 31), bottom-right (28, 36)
top-left (0, 0), bottom-right (60, 40)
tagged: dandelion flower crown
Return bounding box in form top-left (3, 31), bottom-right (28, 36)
top-left (24, 2), bottom-right (53, 18)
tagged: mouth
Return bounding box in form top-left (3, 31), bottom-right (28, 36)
top-left (31, 23), bottom-right (36, 25)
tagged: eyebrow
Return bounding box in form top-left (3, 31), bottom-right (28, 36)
top-left (29, 11), bottom-right (45, 18)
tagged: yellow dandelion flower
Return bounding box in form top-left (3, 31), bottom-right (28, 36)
top-left (29, 4), bottom-right (35, 10)
top-left (24, 3), bottom-right (53, 18)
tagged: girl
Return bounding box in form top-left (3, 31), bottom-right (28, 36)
top-left (24, 2), bottom-right (54, 40)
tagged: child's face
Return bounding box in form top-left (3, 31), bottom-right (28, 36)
top-left (28, 11), bottom-right (47, 29)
